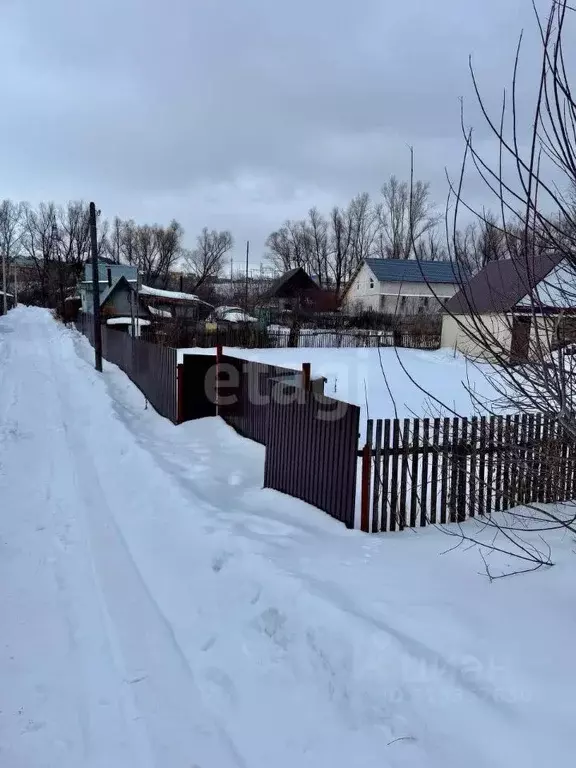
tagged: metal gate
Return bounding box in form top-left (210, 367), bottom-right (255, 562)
top-left (179, 353), bottom-right (217, 422)
top-left (264, 384), bottom-right (360, 528)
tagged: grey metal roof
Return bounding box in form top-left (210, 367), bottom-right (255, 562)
top-left (444, 253), bottom-right (564, 314)
top-left (365, 258), bottom-right (460, 284)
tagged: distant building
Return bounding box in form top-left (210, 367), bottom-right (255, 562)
top-left (262, 267), bottom-right (321, 312)
top-left (342, 258), bottom-right (461, 315)
top-left (79, 262), bottom-right (138, 314)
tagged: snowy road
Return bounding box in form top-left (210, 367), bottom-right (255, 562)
top-left (1, 308), bottom-right (574, 767)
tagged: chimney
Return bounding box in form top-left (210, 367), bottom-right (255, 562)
top-left (107, 267), bottom-right (112, 287)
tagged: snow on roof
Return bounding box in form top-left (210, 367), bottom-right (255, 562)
top-left (139, 285), bottom-right (205, 302)
top-left (147, 305), bottom-right (172, 318)
top-left (106, 317), bottom-right (151, 327)
top-left (222, 311), bottom-right (258, 323)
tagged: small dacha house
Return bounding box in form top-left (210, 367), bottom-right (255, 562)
top-left (441, 252), bottom-right (574, 363)
top-left (342, 258), bottom-right (461, 315)
top-left (263, 267), bottom-right (321, 312)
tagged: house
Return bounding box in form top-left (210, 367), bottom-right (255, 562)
top-left (263, 267), bottom-right (320, 313)
top-left (342, 258), bottom-right (461, 315)
top-left (138, 285), bottom-right (212, 321)
top-left (441, 252), bottom-right (572, 362)
top-left (99, 276), bottom-right (150, 321)
top-left (79, 262), bottom-right (138, 313)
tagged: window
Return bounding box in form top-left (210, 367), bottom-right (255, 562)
top-left (369, 279), bottom-right (374, 289)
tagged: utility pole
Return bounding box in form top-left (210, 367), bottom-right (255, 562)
top-left (244, 240), bottom-right (250, 311)
top-left (89, 202), bottom-right (103, 372)
top-left (1, 250), bottom-right (6, 315)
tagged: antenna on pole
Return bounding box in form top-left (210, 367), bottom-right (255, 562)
top-left (244, 240), bottom-right (250, 311)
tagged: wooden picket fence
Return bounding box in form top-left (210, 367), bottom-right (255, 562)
top-left (360, 413), bottom-right (576, 533)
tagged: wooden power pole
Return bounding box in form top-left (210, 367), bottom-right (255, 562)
top-left (89, 202), bottom-right (103, 372)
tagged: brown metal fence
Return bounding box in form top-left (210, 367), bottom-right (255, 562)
top-left (218, 355), bottom-right (298, 444)
top-left (264, 384), bottom-right (360, 528)
top-left (361, 413), bottom-right (576, 533)
top-left (76, 314), bottom-right (178, 423)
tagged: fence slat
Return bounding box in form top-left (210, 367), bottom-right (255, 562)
top-left (398, 419), bottom-right (410, 531)
top-left (486, 416), bottom-right (495, 515)
top-left (390, 420), bottom-right (400, 532)
top-left (478, 415), bottom-right (486, 516)
top-left (430, 419), bottom-right (440, 525)
top-left (372, 420), bottom-right (383, 533)
top-left (381, 420), bottom-right (391, 532)
top-left (469, 417), bottom-right (478, 518)
top-left (559, 421), bottom-right (569, 502)
top-left (449, 417), bottom-right (460, 523)
top-left (527, 413), bottom-right (537, 504)
top-left (409, 419), bottom-right (420, 527)
top-left (502, 415), bottom-right (512, 511)
top-left (420, 418), bottom-right (430, 527)
top-left (457, 417), bottom-right (468, 523)
top-left (545, 416), bottom-right (556, 504)
top-left (440, 418), bottom-right (450, 525)
top-left (517, 414), bottom-right (527, 506)
top-left (495, 416), bottom-right (504, 513)
top-left (538, 414), bottom-right (548, 504)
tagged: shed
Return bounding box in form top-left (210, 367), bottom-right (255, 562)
top-left (264, 268), bottom-right (320, 312)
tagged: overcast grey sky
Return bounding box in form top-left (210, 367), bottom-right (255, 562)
top-left (0, 0), bottom-right (544, 264)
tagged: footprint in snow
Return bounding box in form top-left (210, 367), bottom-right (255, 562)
top-left (212, 551), bottom-right (233, 573)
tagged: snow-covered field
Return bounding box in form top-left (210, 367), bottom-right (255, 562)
top-left (1, 307), bottom-right (574, 767)
top-left (179, 345), bottom-right (503, 424)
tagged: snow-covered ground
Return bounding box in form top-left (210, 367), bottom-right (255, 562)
top-left (1, 307), bottom-right (575, 767)
top-left (178, 345), bottom-right (503, 423)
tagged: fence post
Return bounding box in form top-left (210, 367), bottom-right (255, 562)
top-left (360, 441), bottom-right (372, 533)
top-left (177, 363), bottom-right (184, 424)
top-left (302, 362), bottom-right (311, 391)
top-left (215, 344), bottom-right (222, 416)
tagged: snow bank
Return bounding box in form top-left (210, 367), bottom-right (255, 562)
top-left (1, 307), bottom-right (574, 768)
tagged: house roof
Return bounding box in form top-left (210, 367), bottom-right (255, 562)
top-left (444, 253), bottom-right (565, 315)
top-left (139, 285), bottom-right (211, 305)
top-left (99, 275), bottom-right (133, 307)
top-left (266, 267), bottom-right (319, 299)
top-left (364, 258), bottom-right (461, 284)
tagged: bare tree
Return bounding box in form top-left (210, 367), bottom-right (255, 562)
top-left (400, 0), bottom-right (576, 573)
top-left (0, 200), bottom-right (23, 312)
top-left (106, 217), bottom-right (124, 264)
top-left (376, 175), bottom-right (441, 259)
top-left (347, 192), bottom-right (379, 270)
top-left (329, 206), bottom-right (353, 297)
top-left (21, 202), bottom-right (58, 306)
top-left (185, 227), bottom-right (233, 291)
top-left (265, 220), bottom-right (313, 273)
